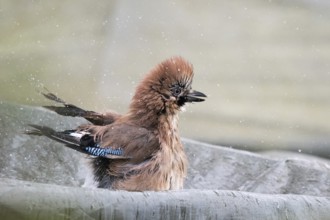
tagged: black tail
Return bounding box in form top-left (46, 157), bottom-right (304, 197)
top-left (41, 91), bottom-right (109, 125)
top-left (25, 124), bottom-right (125, 158)
top-left (25, 124), bottom-right (85, 152)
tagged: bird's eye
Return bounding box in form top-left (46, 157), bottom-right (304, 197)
top-left (174, 88), bottom-right (181, 95)
top-left (172, 87), bottom-right (182, 97)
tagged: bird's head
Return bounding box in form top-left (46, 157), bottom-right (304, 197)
top-left (131, 57), bottom-right (206, 116)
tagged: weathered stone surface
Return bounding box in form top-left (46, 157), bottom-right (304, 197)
top-left (0, 101), bottom-right (85, 187)
top-left (1, 178), bottom-right (330, 220)
top-left (185, 140), bottom-right (330, 196)
top-left (1, 101), bottom-right (330, 219)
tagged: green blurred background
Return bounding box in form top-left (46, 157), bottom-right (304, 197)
top-left (1, 0), bottom-right (330, 156)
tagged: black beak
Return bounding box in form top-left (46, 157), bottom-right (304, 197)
top-left (185, 90), bottom-right (207, 102)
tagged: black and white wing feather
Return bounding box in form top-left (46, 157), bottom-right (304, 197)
top-left (25, 124), bottom-right (126, 159)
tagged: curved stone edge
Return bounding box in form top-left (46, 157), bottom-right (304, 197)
top-left (0, 178), bottom-right (329, 220)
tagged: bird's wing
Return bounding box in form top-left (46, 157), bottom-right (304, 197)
top-left (25, 124), bottom-right (128, 159)
top-left (98, 123), bottom-right (160, 164)
top-left (41, 91), bottom-right (121, 125)
top-left (25, 122), bottom-right (159, 162)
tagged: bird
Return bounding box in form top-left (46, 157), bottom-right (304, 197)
top-left (26, 56), bottom-right (206, 191)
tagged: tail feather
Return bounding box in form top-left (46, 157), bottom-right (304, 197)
top-left (41, 91), bottom-right (119, 125)
top-left (25, 124), bottom-right (81, 147)
top-left (25, 124), bottom-right (126, 159)
top-left (42, 92), bottom-right (68, 105)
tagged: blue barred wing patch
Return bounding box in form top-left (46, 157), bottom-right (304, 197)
top-left (84, 145), bottom-right (123, 157)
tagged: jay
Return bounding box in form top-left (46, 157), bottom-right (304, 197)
top-left (26, 56), bottom-right (206, 191)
